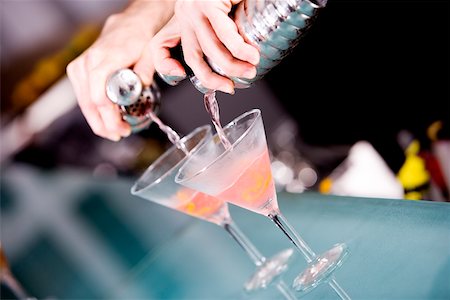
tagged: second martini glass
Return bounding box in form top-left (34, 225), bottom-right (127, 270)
top-left (175, 109), bottom-right (350, 298)
top-left (131, 124), bottom-right (299, 299)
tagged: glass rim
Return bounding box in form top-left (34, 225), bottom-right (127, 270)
top-left (130, 124), bottom-right (212, 195)
top-left (175, 108), bottom-right (262, 185)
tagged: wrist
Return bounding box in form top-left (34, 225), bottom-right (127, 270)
top-left (124, 0), bottom-right (175, 37)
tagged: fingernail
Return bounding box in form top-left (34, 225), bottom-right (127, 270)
top-left (158, 74), bottom-right (186, 86)
top-left (157, 71), bottom-right (186, 86)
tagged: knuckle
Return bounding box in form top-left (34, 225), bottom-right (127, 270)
top-left (66, 58), bottom-right (83, 78)
top-left (85, 47), bottom-right (103, 68)
top-left (183, 55), bottom-right (199, 73)
top-left (174, 2), bottom-right (186, 18)
top-left (103, 13), bottom-right (120, 28)
top-left (66, 61), bottom-right (75, 75)
top-left (216, 59), bottom-right (235, 75)
top-left (228, 42), bottom-right (245, 58)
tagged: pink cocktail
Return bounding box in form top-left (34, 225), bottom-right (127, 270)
top-left (217, 149), bottom-right (278, 216)
top-left (176, 109), bottom-right (350, 298)
top-left (131, 124), bottom-right (297, 297)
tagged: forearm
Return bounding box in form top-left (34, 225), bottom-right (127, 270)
top-left (118, 0), bottom-right (176, 39)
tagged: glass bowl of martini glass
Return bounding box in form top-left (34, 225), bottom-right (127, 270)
top-left (175, 109), bottom-right (350, 298)
top-left (131, 124), bottom-right (300, 299)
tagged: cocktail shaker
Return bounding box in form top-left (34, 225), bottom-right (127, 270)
top-left (106, 0), bottom-right (327, 130)
top-left (106, 69), bottom-right (161, 132)
top-left (188, 0), bottom-right (327, 92)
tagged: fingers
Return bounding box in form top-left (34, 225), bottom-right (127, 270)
top-left (88, 58), bottom-right (133, 138)
top-left (67, 61), bottom-right (108, 138)
top-left (208, 10), bottom-right (260, 66)
top-left (67, 51), bottom-right (132, 141)
top-left (149, 17), bottom-right (187, 85)
top-left (97, 104), bottom-right (128, 141)
top-left (172, 1), bottom-right (260, 93)
top-left (181, 25), bottom-right (235, 94)
top-left (194, 15), bottom-right (257, 80)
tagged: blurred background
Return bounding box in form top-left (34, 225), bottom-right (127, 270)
top-left (1, 0), bottom-right (449, 299)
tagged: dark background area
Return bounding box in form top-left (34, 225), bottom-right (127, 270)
top-left (265, 0), bottom-right (449, 173)
top-left (1, 0), bottom-right (448, 177)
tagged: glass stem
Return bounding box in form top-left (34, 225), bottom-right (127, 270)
top-left (268, 212), bottom-right (315, 262)
top-left (222, 220), bottom-right (266, 266)
top-left (328, 280), bottom-right (351, 300)
top-left (268, 211), bottom-right (351, 300)
top-left (276, 280), bottom-right (298, 300)
top-left (222, 220), bottom-right (299, 300)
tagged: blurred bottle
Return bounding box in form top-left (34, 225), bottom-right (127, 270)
top-left (396, 130), bottom-right (431, 200)
top-left (8, 25), bottom-right (100, 118)
top-left (425, 121), bottom-right (450, 201)
top-left (397, 122), bottom-right (450, 201)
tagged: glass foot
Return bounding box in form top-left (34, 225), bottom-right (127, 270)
top-left (292, 243), bottom-right (349, 294)
top-left (244, 248), bottom-right (295, 292)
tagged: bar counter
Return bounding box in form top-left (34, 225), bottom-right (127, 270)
top-left (1, 166), bottom-right (449, 299)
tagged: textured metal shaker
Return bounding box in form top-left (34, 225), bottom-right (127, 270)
top-left (232, 0), bottom-right (327, 86)
top-left (106, 69), bottom-right (161, 132)
top-left (188, 0), bottom-right (327, 92)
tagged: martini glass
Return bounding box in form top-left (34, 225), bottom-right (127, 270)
top-left (131, 124), bottom-right (299, 299)
top-left (175, 109), bottom-right (350, 298)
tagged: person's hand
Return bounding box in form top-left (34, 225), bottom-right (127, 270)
top-left (66, 1), bottom-right (174, 141)
top-left (157, 0), bottom-right (260, 94)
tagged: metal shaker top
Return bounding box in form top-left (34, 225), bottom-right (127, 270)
top-left (229, 0), bottom-right (327, 86)
top-left (106, 69), bottom-right (143, 106)
top-left (106, 69), bottom-right (161, 132)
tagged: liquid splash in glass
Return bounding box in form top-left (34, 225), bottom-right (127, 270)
top-left (148, 111), bottom-right (189, 155)
top-left (204, 91), bottom-right (232, 150)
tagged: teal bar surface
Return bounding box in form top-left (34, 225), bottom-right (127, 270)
top-left (2, 167), bottom-right (449, 299)
top-left (114, 191), bottom-right (450, 299)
